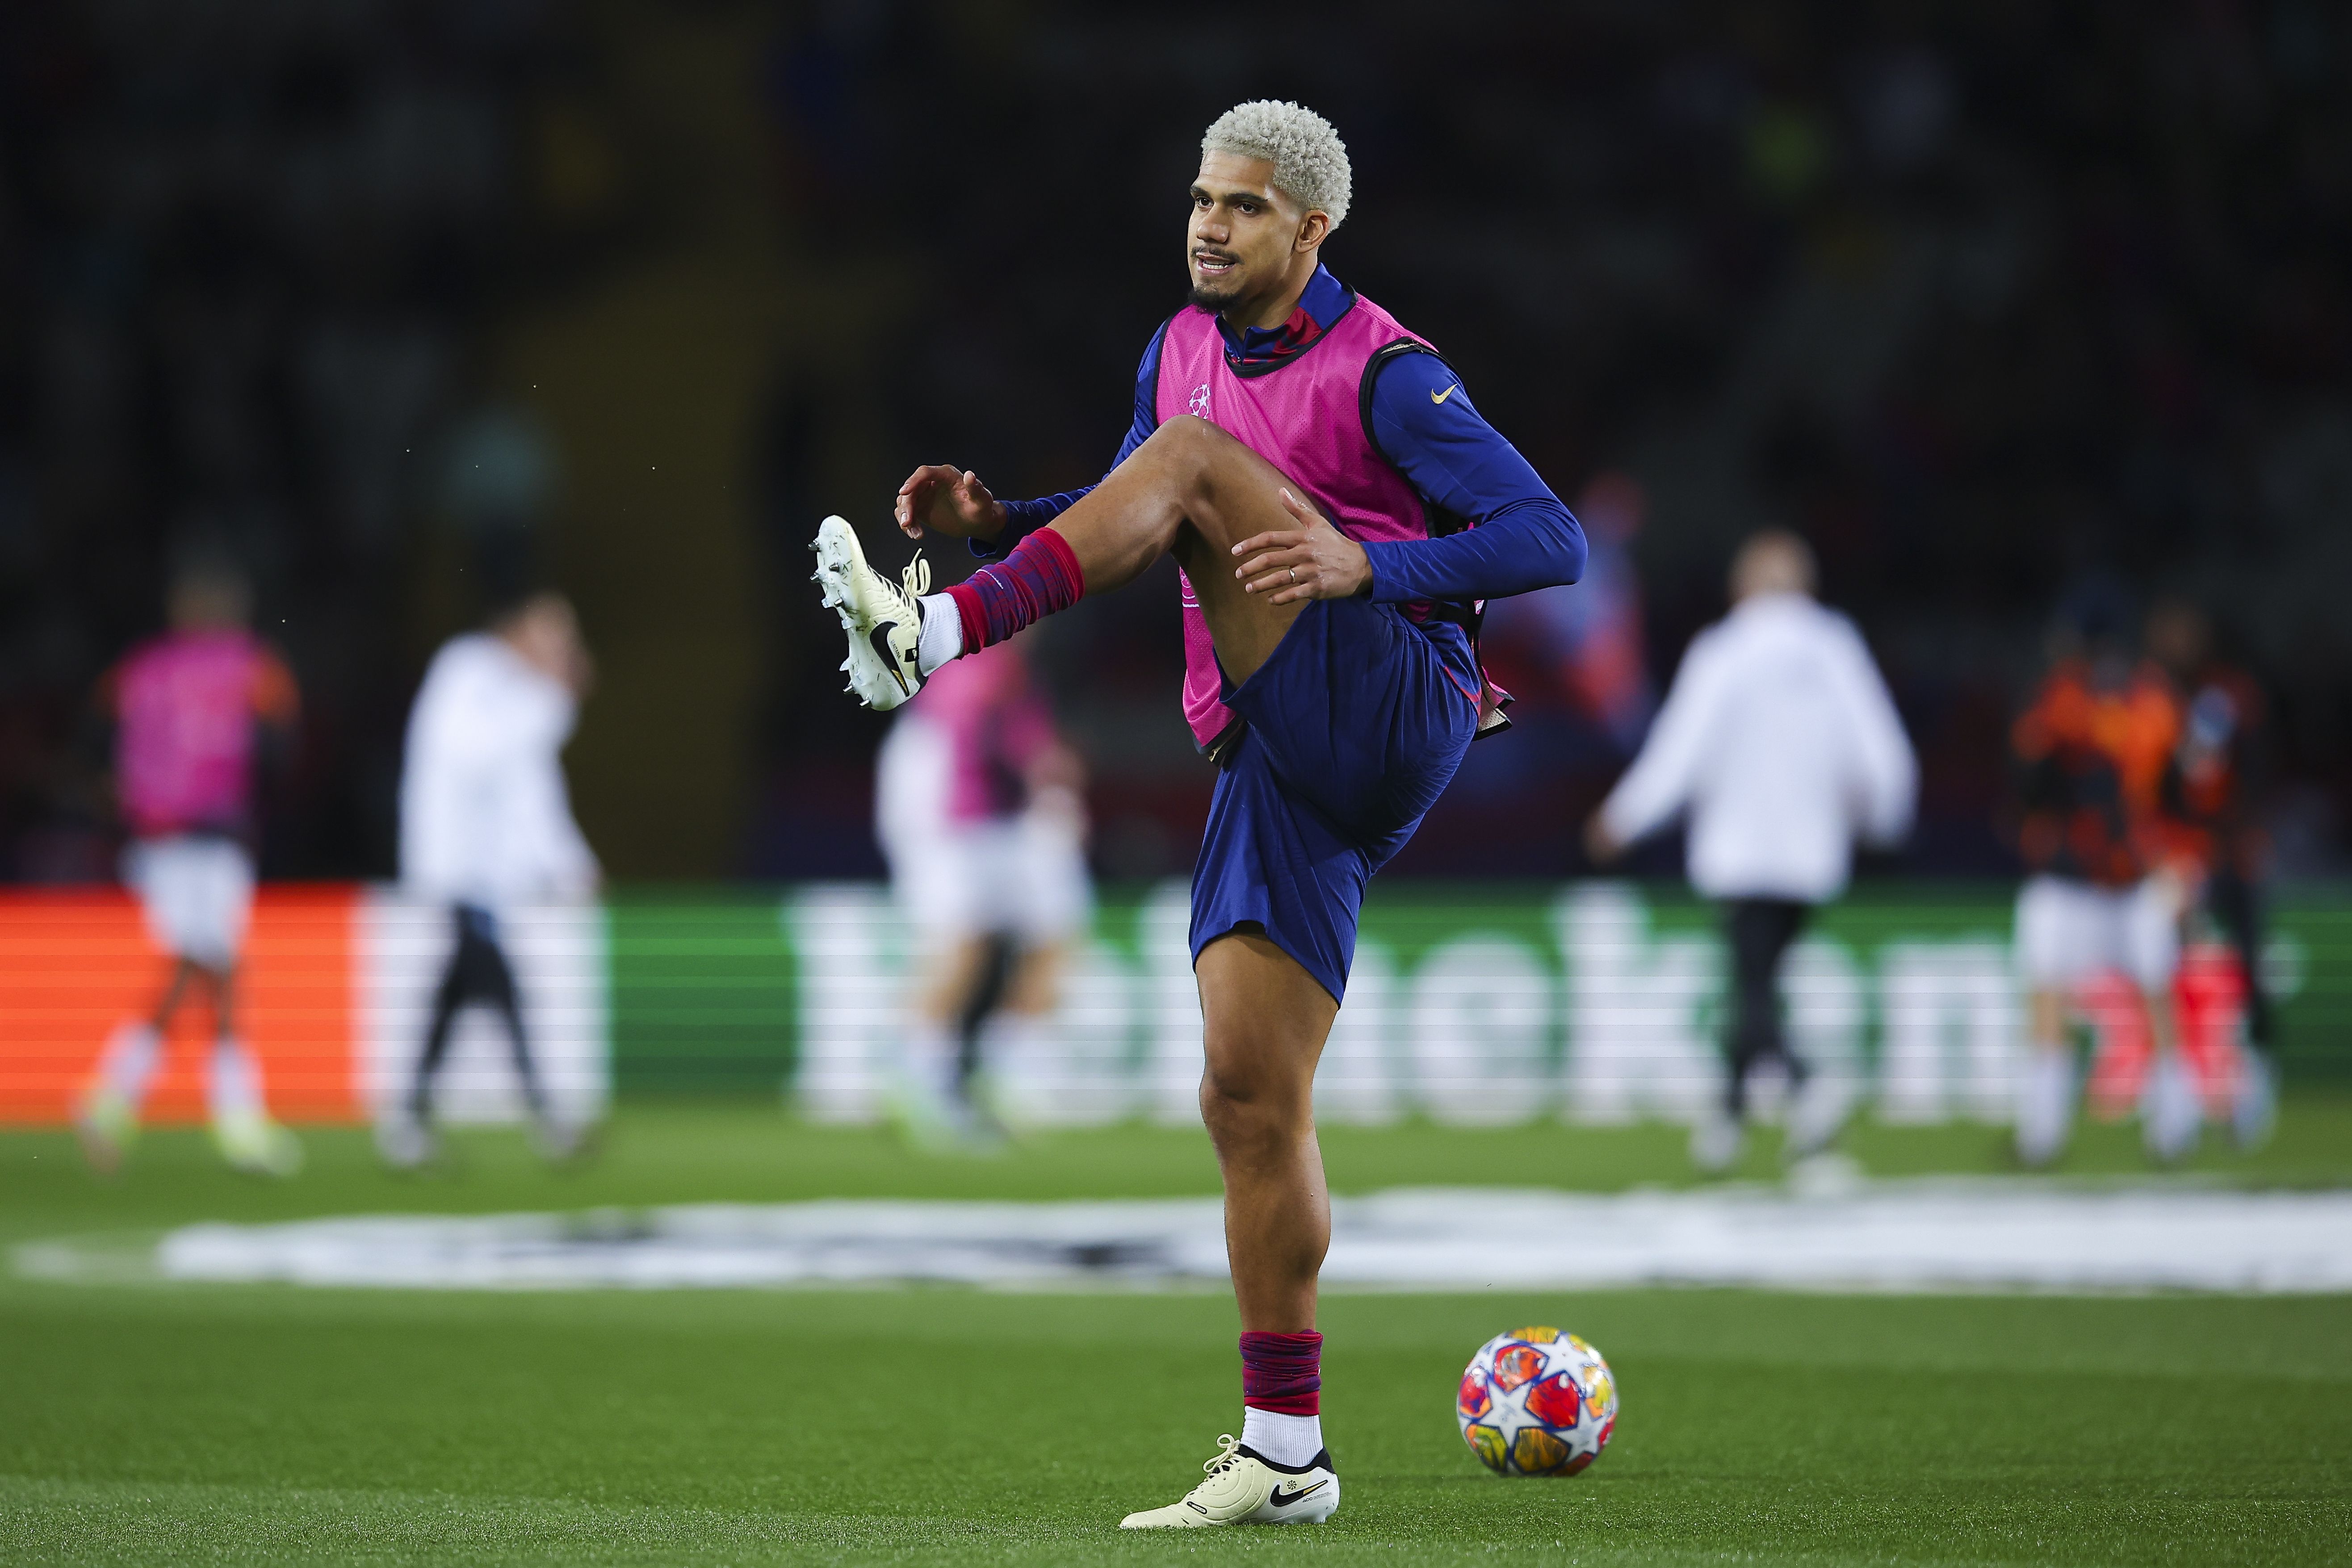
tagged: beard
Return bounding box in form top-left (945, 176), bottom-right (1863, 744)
top-left (1187, 264), bottom-right (1246, 312)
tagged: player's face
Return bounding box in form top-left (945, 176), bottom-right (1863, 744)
top-left (1188, 152), bottom-right (1317, 315)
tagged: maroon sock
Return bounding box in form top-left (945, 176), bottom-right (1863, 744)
top-left (943, 526), bottom-right (1084, 653)
top-left (1239, 1330), bottom-right (1322, 1416)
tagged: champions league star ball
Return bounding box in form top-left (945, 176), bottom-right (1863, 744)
top-left (1456, 1326), bottom-right (1618, 1476)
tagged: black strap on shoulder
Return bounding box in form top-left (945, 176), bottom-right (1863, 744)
top-left (1358, 339), bottom-right (1472, 537)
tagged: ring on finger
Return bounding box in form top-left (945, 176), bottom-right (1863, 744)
top-left (1288, 567), bottom-right (1298, 584)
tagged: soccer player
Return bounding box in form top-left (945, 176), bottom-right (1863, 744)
top-left (381, 589), bottom-right (599, 1168)
top-left (2008, 608), bottom-right (2198, 1165)
top-left (873, 638), bottom-right (1090, 1148)
top-left (76, 557), bottom-right (304, 1177)
top-left (2145, 596), bottom-right (2277, 1147)
top-left (1480, 471), bottom-right (1655, 755)
top-left (813, 101), bottom-right (1585, 1526)
top-left (1585, 531), bottom-right (1916, 1173)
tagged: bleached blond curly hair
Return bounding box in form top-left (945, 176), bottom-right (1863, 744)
top-left (1201, 100), bottom-right (1351, 231)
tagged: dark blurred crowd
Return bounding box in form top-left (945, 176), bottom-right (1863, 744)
top-left (0, 0), bottom-right (569, 879)
top-left (4, 1), bottom-right (2350, 884)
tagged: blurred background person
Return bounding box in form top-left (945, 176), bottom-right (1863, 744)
top-left (2146, 596), bottom-right (2278, 1147)
top-left (2007, 596), bottom-right (2200, 1166)
top-left (382, 589), bottom-right (599, 1169)
top-left (1587, 531), bottom-right (1916, 1174)
top-left (1479, 471), bottom-right (1656, 759)
top-left (875, 639), bottom-right (1089, 1150)
top-left (76, 555), bottom-right (304, 1177)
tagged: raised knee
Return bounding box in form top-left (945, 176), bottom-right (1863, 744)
top-left (1155, 413), bottom-right (1223, 449)
top-left (1148, 415), bottom-right (1230, 494)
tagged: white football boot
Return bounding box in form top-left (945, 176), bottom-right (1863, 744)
top-left (75, 1086), bottom-right (139, 1175)
top-left (375, 1111), bottom-right (437, 1171)
top-left (1689, 1108), bottom-right (1744, 1175)
top-left (214, 1110), bottom-right (304, 1178)
top-left (811, 515), bottom-right (928, 711)
top-left (1119, 1434), bottom-right (1339, 1529)
top-left (1783, 1067), bottom-right (1854, 1162)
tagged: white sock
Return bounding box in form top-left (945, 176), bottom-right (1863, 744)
top-left (1241, 1408), bottom-right (1325, 1467)
top-left (207, 1037), bottom-right (267, 1124)
top-left (903, 1020), bottom-right (959, 1104)
top-left (916, 594), bottom-right (964, 675)
top-left (2015, 1050), bottom-right (2075, 1165)
top-left (976, 1013), bottom-right (1043, 1120)
top-left (95, 1021), bottom-right (163, 1105)
top-left (2144, 1052), bottom-right (2203, 1160)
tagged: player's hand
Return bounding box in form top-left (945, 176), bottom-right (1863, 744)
top-left (894, 464), bottom-right (1006, 541)
top-left (1231, 488), bottom-right (1371, 604)
top-left (1584, 813), bottom-right (1624, 866)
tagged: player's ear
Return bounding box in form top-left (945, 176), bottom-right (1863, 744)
top-left (1296, 210), bottom-right (1329, 252)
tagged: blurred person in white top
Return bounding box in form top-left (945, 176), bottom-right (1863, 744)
top-left (1586, 532), bottom-right (1916, 1173)
top-left (382, 590), bottom-right (599, 1167)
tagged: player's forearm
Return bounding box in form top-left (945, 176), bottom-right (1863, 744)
top-left (1359, 499), bottom-right (1585, 604)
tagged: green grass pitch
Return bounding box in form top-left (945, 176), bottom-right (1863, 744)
top-left (4, 1103), bottom-right (2349, 1565)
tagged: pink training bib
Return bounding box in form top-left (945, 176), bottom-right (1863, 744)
top-left (910, 640), bottom-right (1059, 824)
top-left (1152, 294), bottom-right (1446, 750)
top-left (112, 630), bottom-right (293, 838)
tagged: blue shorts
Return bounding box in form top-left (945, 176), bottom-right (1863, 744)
top-left (1188, 596), bottom-right (1481, 1003)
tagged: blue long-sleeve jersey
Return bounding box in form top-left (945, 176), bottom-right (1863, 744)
top-left (981, 266), bottom-right (1586, 604)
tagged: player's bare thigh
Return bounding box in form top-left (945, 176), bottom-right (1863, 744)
top-left (1057, 417), bottom-right (1312, 687)
top-left (1195, 927), bottom-right (1338, 1101)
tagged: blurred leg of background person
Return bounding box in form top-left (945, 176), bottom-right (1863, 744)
top-left (387, 902), bottom-right (565, 1168)
top-left (952, 933), bottom-right (1019, 1112)
top-left (2014, 874), bottom-right (2089, 1166)
top-left (969, 797), bottom-right (1092, 1127)
top-left (1695, 898), bottom-right (1808, 1174)
top-left (2014, 874), bottom-right (2100, 1166)
top-left (898, 928), bottom-right (1010, 1150)
top-left (2127, 874), bottom-right (2198, 1164)
top-left (76, 957), bottom-right (190, 1172)
top-left (2013, 874), bottom-right (2192, 1167)
top-left (874, 641), bottom-right (1089, 1145)
top-left (195, 962), bottom-right (300, 1176)
top-left (82, 834), bottom-right (299, 1177)
top-left (2204, 863), bottom-right (2279, 1148)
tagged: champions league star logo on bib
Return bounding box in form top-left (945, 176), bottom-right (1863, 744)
top-left (1189, 383), bottom-right (1212, 418)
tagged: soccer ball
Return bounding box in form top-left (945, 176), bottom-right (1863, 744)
top-left (1455, 1325), bottom-right (1618, 1476)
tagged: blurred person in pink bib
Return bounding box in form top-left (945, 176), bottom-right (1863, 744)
top-left (77, 555), bottom-right (304, 1177)
top-left (875, 639), bottom-right (1089, 1148)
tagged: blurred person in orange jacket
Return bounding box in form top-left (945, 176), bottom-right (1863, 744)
top-left (2007, 597), bottom-right (2198, 1166)
top-left (2146, 597), bottom-right (2277, 1147)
